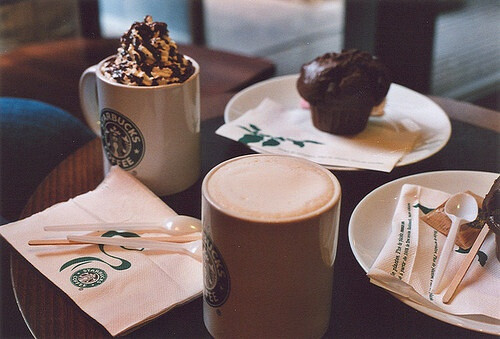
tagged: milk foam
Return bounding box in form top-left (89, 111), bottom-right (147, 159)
top-left (206, 155), bottom-right (336, 221)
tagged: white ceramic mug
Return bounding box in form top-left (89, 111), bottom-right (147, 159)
top-left (202, 154), bottom-right (341, 338)
top-left (79, 56), bottom-right (200, 196)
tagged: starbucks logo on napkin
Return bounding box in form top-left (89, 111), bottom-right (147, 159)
top-left (70, 267), bottom-right (107, 289)
top-left (60, 231), bottom-right (140, 290)
top-left (100, 108), bottom-right (145, 170)
top-left (203, 232), bottom-right (230, 307)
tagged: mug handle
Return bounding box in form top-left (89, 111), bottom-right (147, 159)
top-left (79, 65), bottom-right (101, 136)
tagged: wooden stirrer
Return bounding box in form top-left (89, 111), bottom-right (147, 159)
top-left (443, 224), bottom-right (490, 304)
top-left (28, 234), bottom-right (200, 246)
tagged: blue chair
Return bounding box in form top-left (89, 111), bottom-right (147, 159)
top-left (0, 98), bottom-right (95, 223)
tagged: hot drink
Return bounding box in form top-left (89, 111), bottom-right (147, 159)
top-left (205, 154), bottom-right (336, 221)
top-left (202, 154), bottom-right (341, 338)
top-left (79, 16), bottom-right (200, 196)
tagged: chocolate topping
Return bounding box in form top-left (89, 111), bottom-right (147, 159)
top-left (297, 49), bottom-right (390, 106)
top-left (101, 15), bottom-right (195, 86)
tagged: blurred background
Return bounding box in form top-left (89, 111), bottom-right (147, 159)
top-left (0, 0), bottom-right (498, 108)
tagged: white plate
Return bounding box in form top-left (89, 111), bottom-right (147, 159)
top-left (224, 74), bottom-right (451, 170)
top-left (349, 170), bottom-right (500, 335)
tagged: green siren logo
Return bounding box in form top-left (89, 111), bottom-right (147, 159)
top-left (203, 232), bottom-right (230, 307)
top-left (60, 231), bottom-right (142, 290)
top-left (100, 108), bottom-right (145, 170)
top-left (71, 268), bottom-right (107, 289)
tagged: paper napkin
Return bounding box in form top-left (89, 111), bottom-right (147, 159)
top-left (368, 184), bottom-right (500, 320)
top-left (0, 166), bottom-right (203, 336)
top-left (217, 98), bottom-right (421, 172)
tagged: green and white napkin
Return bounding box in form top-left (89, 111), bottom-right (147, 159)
top-left (217, 98), bottom-right (421, 172)
top-left (368, 184), bottom-right (500, 320)
top-left (0, 166), bottom-right (202, 336)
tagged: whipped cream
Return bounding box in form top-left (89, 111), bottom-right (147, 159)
top-left (101, 15), bottom-right (195, 86)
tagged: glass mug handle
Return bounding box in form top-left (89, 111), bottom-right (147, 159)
top-left (79, 65), bottom-right (101, 136)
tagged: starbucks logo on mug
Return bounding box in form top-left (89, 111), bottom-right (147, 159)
top-left (203, 232), bottom-right (230, 307)
top-left (100, 108), bottom-right (145, 170)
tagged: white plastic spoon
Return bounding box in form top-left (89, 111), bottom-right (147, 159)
top-left (43, 215), bottom-right (201, 235)
top-left (430, 193), bottom-right (478, 293)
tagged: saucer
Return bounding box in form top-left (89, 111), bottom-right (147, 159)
top-left (225, 74), bottom-right (451, 170)
top-left (349, 170), bottom-right (500, 334)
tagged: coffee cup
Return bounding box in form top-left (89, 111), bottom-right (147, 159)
top-left (79, 56), bottom-right (200, 196)
top-left (202, 154), bottom-right (341, 338)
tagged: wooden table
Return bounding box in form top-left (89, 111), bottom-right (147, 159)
top-left (10, 103), bottom-right (500, 339)
top-left (3, 39), bottom-right (500, 338)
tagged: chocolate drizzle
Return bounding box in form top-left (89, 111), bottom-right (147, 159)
top-left (101, 15), bottom-right (195, 86)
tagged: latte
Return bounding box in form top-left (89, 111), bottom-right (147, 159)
top-left (204, 154), bottom-right (339, 222)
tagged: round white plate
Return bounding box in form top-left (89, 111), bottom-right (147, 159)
top-left (349, 170), bottom-right (500, 335)
top-left (224, 74), bottom-right (451, 170)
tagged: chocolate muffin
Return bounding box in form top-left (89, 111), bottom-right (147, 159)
top-left (297, 49), bottom-right (391, 135)
top-left (483, 176), bottom-right (500, 261)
